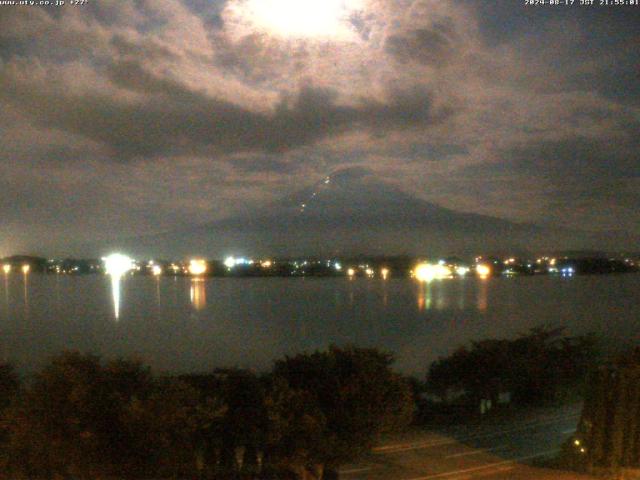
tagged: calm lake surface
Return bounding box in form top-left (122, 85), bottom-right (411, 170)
top-left (1, 274), bottom-right (638, 376)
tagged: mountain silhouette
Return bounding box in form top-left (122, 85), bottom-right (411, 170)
top-left (89, 168), bottom-right (629, 258)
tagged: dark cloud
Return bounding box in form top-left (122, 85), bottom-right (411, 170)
top-left (1, 60), bottom-right (448, 160)
top-left (348, 10), bottom-right (374, 41)
top-left (503, 136), bottom-right (640, 181)
top-left (110, 34), bottom-right (178, 63)
top-left (471, 1), bottom-right (640, 105)
top-left (471, 0), bottom-right (640, 47)
top-left (182, 0), bottom-right (227, 28)
top-left (213, 32), bottom-right (311, 84)
top-left (385, 23), bottom-right (456, 66)
top-left (232, 154), bottom-right (297, 174)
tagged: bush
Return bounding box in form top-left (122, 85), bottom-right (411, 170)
top-left (0, 352), bottom-right (218, 479)
top-left (427, 326), bottom-right (597, 407)
top-left (272, 346), bottom-right (415, 474)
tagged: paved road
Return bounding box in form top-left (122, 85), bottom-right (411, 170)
top-left (339, 404), bottom-right (596, 480)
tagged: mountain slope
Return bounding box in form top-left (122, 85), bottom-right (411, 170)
top-left (86, 169), bottom-right (627, 258)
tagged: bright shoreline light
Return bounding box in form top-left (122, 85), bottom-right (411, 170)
top-left (414, 263), bottom-right (452, 282)
top-left (2, 264), bottom-right (10, 274)
top-left (476, 264), bottom-right (491, 277)
top-left (22, 264), bottom-right (30, 274)
top-left (188, 259), bottom-right (207, 276)
top-left (103, 254), bottom-right (133, 278)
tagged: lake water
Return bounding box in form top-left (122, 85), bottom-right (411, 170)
top-left (1, 274), bottom-right (638, 377)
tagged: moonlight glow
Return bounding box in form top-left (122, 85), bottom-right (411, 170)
top-left (232, 0), bottom-right (361, 38)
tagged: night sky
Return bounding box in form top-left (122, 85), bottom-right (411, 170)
top-left (1, 0), bottom-right (639, 256)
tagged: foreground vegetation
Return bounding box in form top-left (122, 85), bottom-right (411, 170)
top-left (0, 328), bottom-right (600, 479)
top-left (426, 326), bottom-right (598, 409)
top-left (0, 347), bottom-right (413, 479)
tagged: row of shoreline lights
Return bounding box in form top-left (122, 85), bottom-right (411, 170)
top-left (103, 254), bottom-right (209, 278)
top-left (413, 262), bottom-right (490, 282)
top-left (345, 263), bottom-right (490, 281)
top-left (5, 257), bottom-right (493, 282)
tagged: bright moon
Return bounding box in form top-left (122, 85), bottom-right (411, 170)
top-left (237, 0), bottom-right (361, 38)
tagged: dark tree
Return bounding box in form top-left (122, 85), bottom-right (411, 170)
top-left (263, 377), bottom-right (327, 478)
top-left (0, 351), bottom-right (220, 479)
top-left (272, 346), bottom-right (414, 475)
top-left (427, 326), bottom-right (597, 407)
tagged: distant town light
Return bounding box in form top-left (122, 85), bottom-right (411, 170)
top-left (224, 256), bottom-right (252, 269)
top-left (188, 259), bottom-right (207, 276)
top-left (365, 268), bottom-right (374, 277)
top-left (476, 264), bottom-right (491, 277)
top-left (334, 262), bottom-right (342, 271)
top-left (456, 266), bottom-right (469, 276)
top-left (261, 260), bottom-right (273, 268)
top-left (347, 268), bottom-right (356, 277)
top-left (152, 265), bottom-right (163, 276)
top-left (2, 264), bottom-right (10, 274)
top-left (381, 267), bottom-right (389, 280)
top-left (103, 254), bottom-right (133, 277)
top-left (22, 264), bottom-right (30, 274)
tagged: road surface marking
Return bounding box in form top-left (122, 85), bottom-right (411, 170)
top-left (404, 449), bottom-right (559, 480)
top-left (445, 445), bottom-right (509, 459)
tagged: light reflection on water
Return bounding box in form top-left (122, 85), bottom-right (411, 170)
top-left (0, 274), bottom-right (638, 376)
top-left (22, 273), bottom-right (29, 313)
top-left (416, 279), bottom-right (481, 312)
top-left (3, 274), bottom-right (8, 309)
top-left (477, 278), bottom-right (488, 312)
top-left (190, 278), bottom-right (206, 311)
top-left (111, 275), bottom-right (122, 320)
